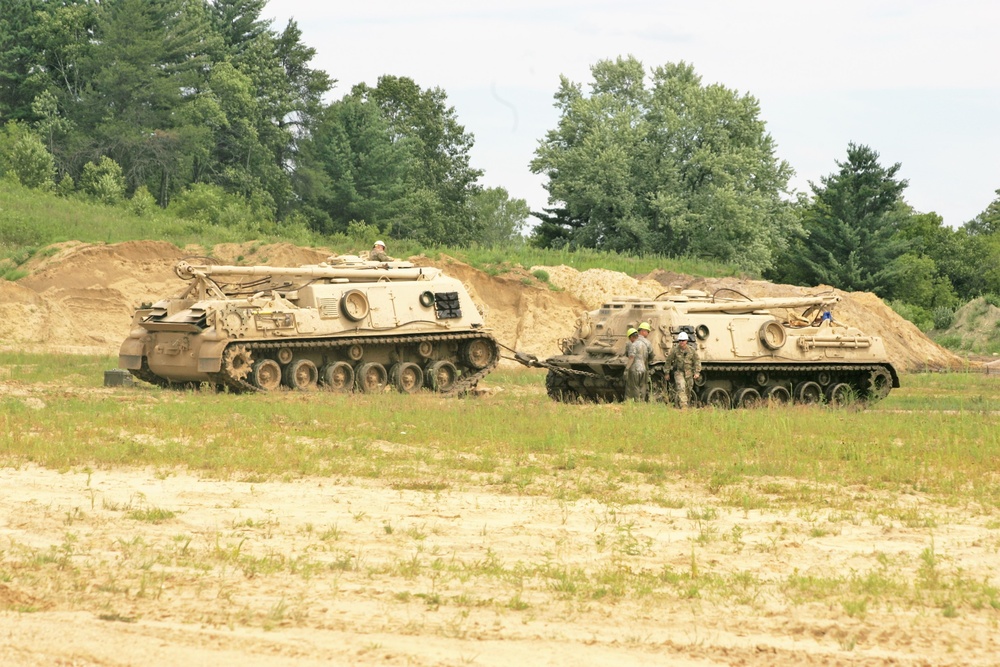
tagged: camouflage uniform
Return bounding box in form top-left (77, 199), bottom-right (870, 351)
top-left (625, 338), bottom-right (647, 401)
top-left (665, 342), bottom-right (701, 408)
top-left (371, 248), bottom-right (393, 262)
top-left (637, 333), bottom-right (653, 401)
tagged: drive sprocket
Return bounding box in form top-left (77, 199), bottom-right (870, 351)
top-left (222, 344), bottom-right (254, 382)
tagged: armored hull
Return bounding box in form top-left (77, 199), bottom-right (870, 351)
top-left (119, 256), bottom-right (498, 394)
top-left (529, 289), bottom-right (898, 407)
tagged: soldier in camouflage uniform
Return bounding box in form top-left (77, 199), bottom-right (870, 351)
top-left (371, 241), bottom-right (394, 262)
top-left (665, 331), bottom-right (701, 408)
top-left (624, 327), bottom-right (647, 401)
top-left (637, 322), bottom-right (653, 401)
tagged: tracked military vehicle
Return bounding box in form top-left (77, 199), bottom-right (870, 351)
top-left (516, 288), bottom-right (898, 407)
top-left (119, 256), bottom-right (498, 394)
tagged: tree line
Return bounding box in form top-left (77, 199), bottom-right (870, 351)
top-left (0, 0), bottom-right (528, 247)
top-left (0, 3), bottom-right (997, 330)
top-left (531, 56), bottom-right (1000, 330)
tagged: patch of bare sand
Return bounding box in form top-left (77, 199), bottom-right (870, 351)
top-left (1, 463), bottom-right (997, 666)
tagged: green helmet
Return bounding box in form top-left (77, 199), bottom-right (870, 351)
top-left (638, 322), bottom-right (651, 331)
top-left (626, 327), bottom-right (638, 338)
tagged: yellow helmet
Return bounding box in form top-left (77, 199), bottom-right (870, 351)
top-left (638, 322), bottom-right (651, 331)
top-left (626, 327), bottom-right (638, 337)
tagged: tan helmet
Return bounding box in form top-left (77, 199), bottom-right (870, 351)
top-left (626, 327), bottom-right (638, 338)
top-left (638, 322), bottom-right (651, 331)
top-left (374, 240), bottom-right (385, 248)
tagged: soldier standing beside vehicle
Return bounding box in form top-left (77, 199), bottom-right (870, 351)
top-left (637, 322), bottom-right (653, 401)
top-left (624, 327), bottom-right (647, 401)
top-left (371, 240), bottom-right (394, 262)
top-left (666, 331), bottom-right (701, 408)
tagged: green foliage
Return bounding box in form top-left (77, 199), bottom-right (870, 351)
top-left (789, 143), bottom-right (908, 293)
top-left (467, 187), bottom-right (530, 247)
top-left (167, 182), bottom-right (265, 228)
top-left (55, 173), bottom-right (75, 197)
top-left (932, 306), bottom-right (955, 331)
top-left (1, 0), bottom-right (330, 220)
top-left (299, 76), bottom-right (483, 245)
top-left (888, 300), bottom-right (932, 332)
top-left (530, 57), bottom-right (797, 273)
top-left (80, 156), bottom-right (126, 204)
top-left (129, 185), bottom-right (157, 217)
top-left (9, 133), bottom-right (55, 189)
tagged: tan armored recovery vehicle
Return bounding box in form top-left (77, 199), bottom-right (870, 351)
top-left (119, 256), bottom-right (499, 394)
top-left (516, 288), bottom-right (899, 406)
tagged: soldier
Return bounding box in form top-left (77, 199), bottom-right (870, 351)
top-left (371, 240), bottom-right (394, 263)
top-left (665, 330), bottom-right (701, 408)
top-left (624, 327), bottom-right (647, 401)
top-left (637, 322), bottom-right (653, 401)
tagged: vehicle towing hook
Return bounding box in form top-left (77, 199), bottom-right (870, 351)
top-left (513, 351), bottom-right (543, 368)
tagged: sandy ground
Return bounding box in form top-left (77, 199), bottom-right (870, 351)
top-left (0, 241), bottom-right (986, 664)
top-left (1, 462), bottom-right (998, 666)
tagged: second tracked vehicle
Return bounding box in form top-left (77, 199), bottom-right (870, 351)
top-left (516, 288), bottom-right (898, 407)
top-left (119, 256), bottom-right (498, 394)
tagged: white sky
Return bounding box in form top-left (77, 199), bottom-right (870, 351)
top-left (264, 0), bottom-right (1000, 227)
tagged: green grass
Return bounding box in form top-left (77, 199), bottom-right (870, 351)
top-left (3, 353), bottom-right (1000, 509)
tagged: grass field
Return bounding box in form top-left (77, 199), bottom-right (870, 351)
top-left (2, 353), bottom-right (1000, 665)
top-left (3, 353), bottom-right (999, 507)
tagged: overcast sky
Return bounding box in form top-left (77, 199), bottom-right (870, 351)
top-left (264, 1), bottom-right (1000, 228)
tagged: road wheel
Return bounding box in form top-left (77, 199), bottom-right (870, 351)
top-left (461, 338), bottom-right (497, 370)
top-left (355, 362), bottom-right (387, 393)
top-left (826, 382), bottom-right (855, 406)
top-left (733, 387), bottom-right (763, 408)
top-left (764, 385), bottom-right (791, 404)
top-left (391, 362), bottom-right (424, 394)
top-left (283, 358), bottom-right (318, 391)
top-left (250, 359), bottom-right (282, 391)
top-left (794, 381), bottom-right (823, 404)
top-left (426, 360), bottom-right (458, 392)
top-left (320, 361), bottom-right (354, 392)
top-left (701, 387), bottom-right (731, 409)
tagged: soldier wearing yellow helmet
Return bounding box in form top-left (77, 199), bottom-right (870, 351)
top-left (624, 327), bottom-right (646, 401)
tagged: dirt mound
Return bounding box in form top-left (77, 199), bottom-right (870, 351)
top-left (530, 265), bottom-right (663, 308)
top-left (0, 241), bottom-right (964, 372)
top-left (942, 297), bottom-right (1000, 354)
